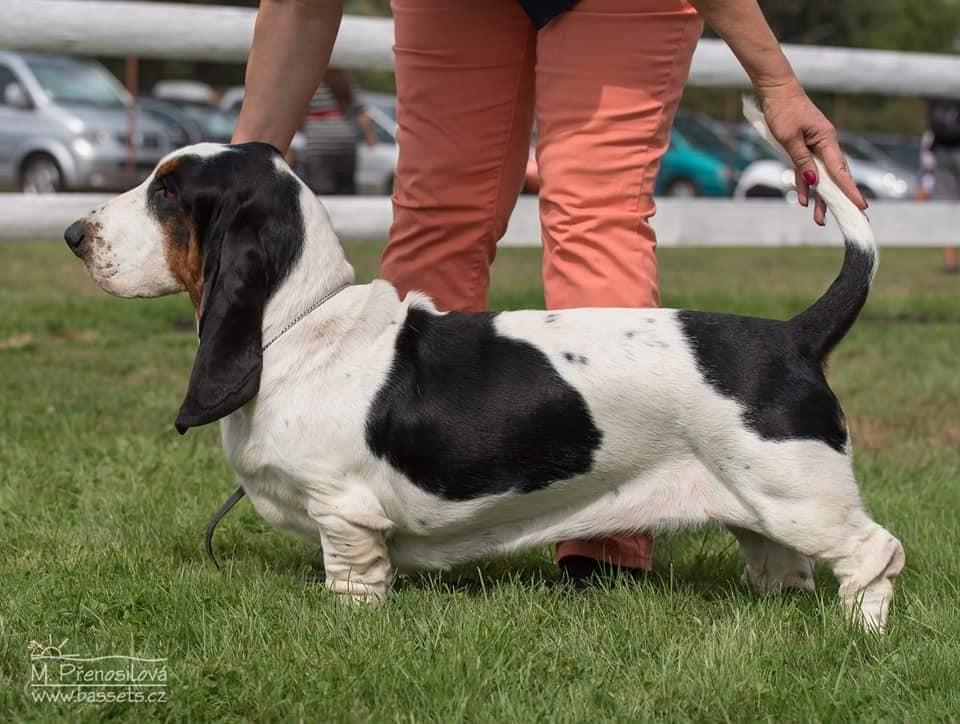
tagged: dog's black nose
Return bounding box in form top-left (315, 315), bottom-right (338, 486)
top-left (64, 220), bottom-right (87, 256)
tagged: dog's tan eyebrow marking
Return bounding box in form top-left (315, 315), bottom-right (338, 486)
top-left (154, 157), bottom-right (182, 180)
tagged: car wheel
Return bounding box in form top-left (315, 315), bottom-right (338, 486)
top-left (21, 155), bottom-right (64, 194)
top-left (665, 178), bottom-right (698, 198)
top-left (383, 174), bottom-right (394, 196)
top-left (744, 185), bottom-right (786, 199)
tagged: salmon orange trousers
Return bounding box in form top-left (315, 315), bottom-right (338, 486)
top-left (380, 0), bottom-right (704, 570)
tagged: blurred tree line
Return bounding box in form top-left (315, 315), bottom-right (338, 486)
top-left (110, 0), bottom-right (959, 134)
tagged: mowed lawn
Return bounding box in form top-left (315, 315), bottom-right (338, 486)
top-left (1, 240), bottom-right (958, 721)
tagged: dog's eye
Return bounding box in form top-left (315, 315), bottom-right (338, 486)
top-left (155, 179), bottom-right (176, 200)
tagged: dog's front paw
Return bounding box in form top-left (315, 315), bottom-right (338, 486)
top-left (325, 576), bottom-right (389, 606)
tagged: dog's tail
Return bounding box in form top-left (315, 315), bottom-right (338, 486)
top-left (742, 97), bottom-right (877, 361)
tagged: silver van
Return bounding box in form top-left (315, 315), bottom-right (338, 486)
top-left (0, 51), bottom-right (172, 192)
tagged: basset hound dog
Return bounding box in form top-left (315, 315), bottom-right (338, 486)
top-left (64, 103), bottom-right (904, 632)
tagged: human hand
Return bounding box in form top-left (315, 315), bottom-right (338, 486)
top-left (758, 79), bottom-right (867, 225)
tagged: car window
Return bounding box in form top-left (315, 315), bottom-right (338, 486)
top-left (25, 58), bottom-right (127, 108)
top-left (178, 104), bottom-right (237, 140)
top-left (673, 115), bottom-right (735, 154)
top-left (0, 65), bottom-right (21, 106)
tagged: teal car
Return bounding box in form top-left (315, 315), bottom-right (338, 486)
top-left (655, 126), bottom-right (735, 197)
top-left (522, 121), bottom-right (734, 197)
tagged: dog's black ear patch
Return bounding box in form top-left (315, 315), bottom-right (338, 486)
top-left (175, 144), bottom-right (305, 433)
top-left (365, 308), bottom-right (603, 501)
top-left (678, 311), bottom-right (847, 452)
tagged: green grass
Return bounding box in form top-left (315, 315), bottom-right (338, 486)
top-left (1, 242), bottom-right (958, 721)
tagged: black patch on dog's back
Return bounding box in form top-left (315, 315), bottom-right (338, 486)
top-left (365, 308), bottom-right (603, 500)
top-left (678, 311), bottom-right (847, 453)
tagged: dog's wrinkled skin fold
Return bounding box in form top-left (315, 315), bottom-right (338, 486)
top-left (66, 121), bottom-right (904, 632)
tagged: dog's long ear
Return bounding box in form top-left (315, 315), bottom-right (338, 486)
top-left (174, 213), bottom-right (268, 435)
top-left (173, 145), bottom-right (306, 434)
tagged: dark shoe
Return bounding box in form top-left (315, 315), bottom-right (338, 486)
top-left (557, 555), bottom-right (649, 590)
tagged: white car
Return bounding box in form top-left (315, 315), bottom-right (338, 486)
top-left (355, 100), bottom-right (398, 195)
top-left (735, 156), bottom-right (916, 202)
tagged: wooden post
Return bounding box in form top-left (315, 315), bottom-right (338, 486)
top-left (945, 246), bottom-right (959, 273)
top-left (125, 54), bottom-right (139, 178)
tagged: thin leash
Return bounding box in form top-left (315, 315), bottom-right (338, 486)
top-left (261, 282), bottom-right (351, 352)
top-left (203, 282), bottom-right (351, 568)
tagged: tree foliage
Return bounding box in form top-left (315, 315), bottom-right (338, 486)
top-left (760, 0), bottom-right (959, 52)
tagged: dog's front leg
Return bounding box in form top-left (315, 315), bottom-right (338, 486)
top-left (319, 517), bottom-right (394, 605)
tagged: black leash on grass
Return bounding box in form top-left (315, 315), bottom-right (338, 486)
top-left (204, 287), bottom-right (352, 569)
top-left (204, 486), bottom-right (246, 569)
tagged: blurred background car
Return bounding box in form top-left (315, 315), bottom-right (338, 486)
top-left (859, 132), bottom-right (922, 173)
top-left (733, 124), bottom-right (917, 202)
top-left (657, 125), bottom-right (736, 197)
top-left (671, 109), bottom-right (765, 174)
top-left (152, 80), bottom-right (239, 143)
top-left (735, 151), bottom-right (916, 201)
top-left (135, 95), bottom-right (206, 147)
top-left (0, 51), bottom-right (172, 192)
top-left (524, 111), bottom-right (736, 197)
top-left (524, 125), bottom-right (734, 197)
top-left (355, 92), bottom-right (398, 195)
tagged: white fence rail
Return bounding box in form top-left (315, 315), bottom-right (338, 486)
top-left (2, 0), bottom-right (958, 245)
top-left (3, 194), bottom-right (957, 246)
top-left (5, 0), bottom-right (960, 96)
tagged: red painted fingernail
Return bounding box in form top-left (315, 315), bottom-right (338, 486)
top-left (802, 170), bottom-right (818, 186)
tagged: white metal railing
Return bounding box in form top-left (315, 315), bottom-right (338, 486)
top-left (3, 194), bottom-right (957, 246)
top-left (2, 0), bottom-right (959, 245)
top-left (5, 0), bottom-right (960, 96)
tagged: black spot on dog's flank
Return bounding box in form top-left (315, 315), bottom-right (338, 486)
top-left (545, 313), bottom-right (559, 324)
top-left (365, 308), bottom-right (603, 501)
top-left (678, 311), bottom-right (847, 453)
top-left (625, 331), bottom-right (636, 339)
top-left (563, 352), bottom-right (575, 362)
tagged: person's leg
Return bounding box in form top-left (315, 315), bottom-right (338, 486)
top-left (335, 149), bottom-right (356, 195)
top-left (382, 0), bottom-right (536, 311)
top-left (535, 0), bottom-right (703, 571)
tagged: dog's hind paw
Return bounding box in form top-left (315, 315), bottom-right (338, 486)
top-left (742, 563), bottom-right (816, 594)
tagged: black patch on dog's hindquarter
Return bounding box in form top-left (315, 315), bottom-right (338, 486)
top-left (678, 311), bottom-right (848, 453)
top-left (365, 308), bottom-right (603, 501)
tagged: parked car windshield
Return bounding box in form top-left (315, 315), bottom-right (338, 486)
top-left (177, 103), bottom-right (238, 141)
top-left (673, 114), bottom-right (737, 157)
top-left (26, 58), bottom-right (127, 108)
top-left (839, 136), bottom-right (901, 168)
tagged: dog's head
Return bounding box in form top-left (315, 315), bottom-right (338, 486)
top-left (65, 143), bottom-right (308, 433)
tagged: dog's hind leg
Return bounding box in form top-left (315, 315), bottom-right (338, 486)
top-left (319, 517), bottom-right (395, 605)
top-left (727, 526), bottom-right (815, 593)
top-left (715, 443), bottom-right (904, 632)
